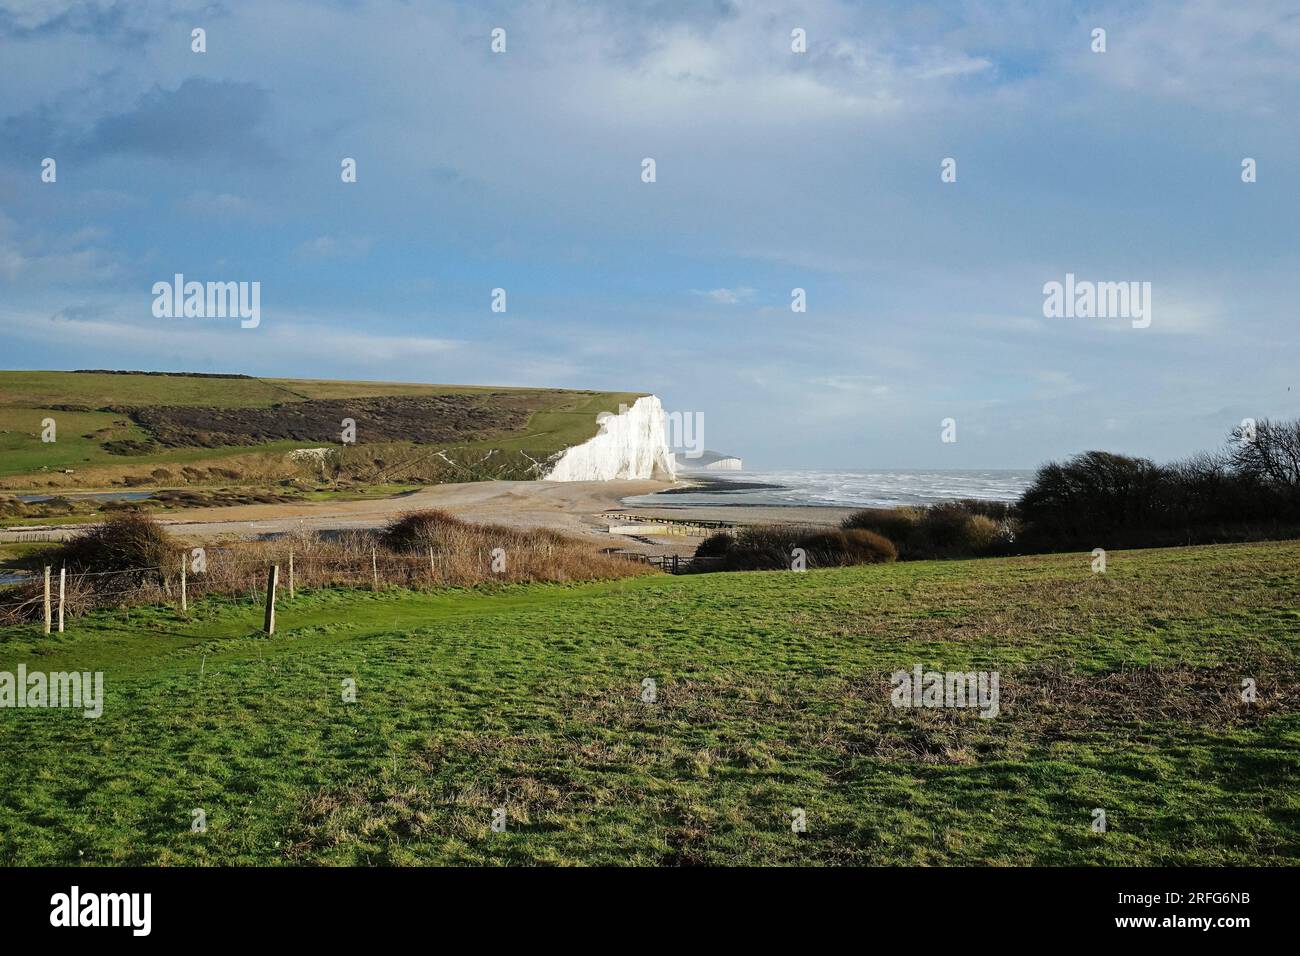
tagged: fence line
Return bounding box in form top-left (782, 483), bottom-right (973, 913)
top-left (3, 543), bottom-right (696, 633)
top-left (602, 512), bottom-right (735, 531)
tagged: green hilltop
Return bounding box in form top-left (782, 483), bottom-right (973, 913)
top-left (0, 370), bottom-right (644, 491)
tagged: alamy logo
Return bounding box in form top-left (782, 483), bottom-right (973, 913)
top-left (0, 665), bottom-right (103, 718)
top-left (598, 403), bottom-right (704, 458)
top-left (890, 664), bottom-right (1000, 718)
top-left (1042, 273), bottom-right (1151, 328)
top-left (50, 886), bottom-right (151, 936)
top-left (664, 410), bottom-right (704, 459)
top-left (151, 273), bottom-right (261, 328)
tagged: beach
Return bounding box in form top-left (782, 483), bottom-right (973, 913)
top-left (0, 478), bottom-right (861, 554)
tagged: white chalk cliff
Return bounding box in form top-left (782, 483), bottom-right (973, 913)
top-left (542, 395), bottom-right (677, 482)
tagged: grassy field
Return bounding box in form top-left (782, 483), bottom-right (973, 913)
top-left (1, 539), bottom-right (1297, 866)
top-left (0, 370), bottom-right (643, 487)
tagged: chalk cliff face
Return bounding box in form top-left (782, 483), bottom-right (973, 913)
top-left (542, 395), bottom-right (677, 482)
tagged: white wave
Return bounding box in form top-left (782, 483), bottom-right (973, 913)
top-left (625, 468), bottom-right (1034, 508)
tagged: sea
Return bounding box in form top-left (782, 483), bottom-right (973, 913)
top-left (624, 469), bottom-right (1034, 509)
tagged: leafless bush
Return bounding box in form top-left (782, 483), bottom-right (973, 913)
top-left (2, 510), bottom-right (653, 625)
top-left (47, 512), bottom-right (176, 582)
top-left (1229, 418), bottom-right (1300, 489)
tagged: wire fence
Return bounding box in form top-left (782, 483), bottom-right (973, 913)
top-left (1, 538), bottom-right (669, 634)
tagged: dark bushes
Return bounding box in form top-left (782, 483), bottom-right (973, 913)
top-left (0, 513), bottom-right (181, 622)
top-left (1016, 451), bottom-right (1165, 547)
top-left (381, 509), bottom-right (573, 559)
top-left (46, 512), bottom-right (176, 582)
top-left (380, 509), bottom-right (466, 552)
top-left (694, 532), bottom-right (736, 559)
top-left (691, 525), bottom-right (896, 571)
top-left (840, 420), bottom-right (1300, 560)
top-left (805, 528), bottom-right (898, 565)
top-left (841, 501), bottom-right (1016, 559)
top-left (1016, 444), bottom-right (1300, 551)
top-left (841, 507), bottom-right (922, 542)
top-left (952, 498), bottom-right (1015, 521)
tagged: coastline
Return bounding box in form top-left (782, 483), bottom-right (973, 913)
top-left (621, 475), bottom-right (858, 538)
top-left (0, 477), bottom-right (857, 555)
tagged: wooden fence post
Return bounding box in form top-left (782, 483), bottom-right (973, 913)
top-left (429, 546), bottom-right (436, 583)
top-left (58, 566), bottom-right (66, 633)
top-left (263, 565), bottom-right (279, 635)
top-left (288, 550), bottom-right (295, 600)
top-left (179, 554), bottom-right (187, 613)
top-left (43, 566), bottom-right (51, 635)
top-left (372, 547), bottom-right (379, 591)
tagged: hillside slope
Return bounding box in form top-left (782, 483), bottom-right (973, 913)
top-left (0, 370), bottom-right (645, 491)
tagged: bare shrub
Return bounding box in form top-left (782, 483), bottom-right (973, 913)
top-left (841, 503), bottom-right (1016, 559)
top-left (48, 512), bottom-right (176, 582)
top-left (841, 507), bottom-right (922, 542)
top-left (228, 518), bottom-right (649, 593)
top-left (840, 528), bottom-right (898, 562)
top-left (962, 515), bottom-right (1003, 553)
top-left (1, 510), bottom-right (653, 626)
top-left (379, 509), bottom-right (466, 552)
top-left (1229, 418), bottom-right (1300, 489)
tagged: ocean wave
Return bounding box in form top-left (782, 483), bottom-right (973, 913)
top-left (628, 469), bottom-right (1033, 508)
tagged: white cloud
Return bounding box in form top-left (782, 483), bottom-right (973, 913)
top-left (0, 303), bottom-right (460, 372)
top-left (294, 235), bottom-right (375, 260)
top-left (811, 374), bottom-right (892, 396)
top-left (0, 212), bottom-right (122, 283)
top-left (693, 287), bottom-right (755, 305)
top-left (1083, 0), bottom-right (1300, 113)
top-left (1031, 369), bottom-right (1087, 397)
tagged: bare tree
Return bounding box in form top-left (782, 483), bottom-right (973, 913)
top-left (1229, 418), bottom-right (1300, 489)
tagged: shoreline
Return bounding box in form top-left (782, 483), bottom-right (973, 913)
top-left (0, 478), bottom-right (858, 554)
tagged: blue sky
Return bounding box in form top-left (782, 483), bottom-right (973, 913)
top-left (1, 0), bottom-right (1297, 469)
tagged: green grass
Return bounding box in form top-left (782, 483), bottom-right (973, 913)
top-left (0, 406), bottom-right (150, 477)
top-left (0, 371), bottom-right (295, 409)
top-left (2, 540), bottom-right (1297, 866)
top-left (0, 371), bottom-right (644, 485)
top-left (0, 403), bottom-right (313, 479)
top-left (470, 390), bottom-right (645, 454)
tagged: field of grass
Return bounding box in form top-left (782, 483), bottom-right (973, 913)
top-left (0, 371), bottom-right (644, 488)
top-left (1, 539), bottom-right (1297, 866)
top-left (0, 405), bottom-right (313, 481)
top-left (0, 371), bottom-right (296, 409)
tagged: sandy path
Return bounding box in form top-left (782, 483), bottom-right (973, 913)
top-left (2, 481), bottom-right (663, 545)
top-left (157, 480), bottom-right (673, 541)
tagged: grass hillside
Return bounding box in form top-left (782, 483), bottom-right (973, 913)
top-left (0, 370), bottom-right (643, 490)
top-left (1, 540), bottom-right (1296, 865)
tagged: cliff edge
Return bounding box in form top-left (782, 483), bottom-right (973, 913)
top-left (542, 395), bottom-right (677, 481)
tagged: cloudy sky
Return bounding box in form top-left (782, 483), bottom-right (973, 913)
top-left (1, 0), bottom-right (1297, 468)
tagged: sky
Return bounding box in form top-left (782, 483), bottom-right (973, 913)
top-left (0, 0), bottom-right (1297, 469)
